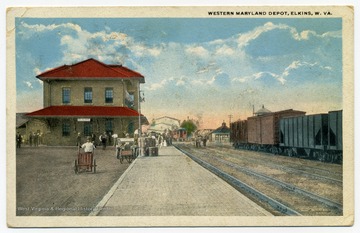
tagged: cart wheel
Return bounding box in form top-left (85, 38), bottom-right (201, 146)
top-left (74, 160), bottom-right (78, 174)
top-left (119, 155), bottom-right (124, 164)
top-left (93, 159), bottom-right (96, 173)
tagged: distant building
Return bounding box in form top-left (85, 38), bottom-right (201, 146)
top-left (211, 122), bottom-right (230, 143)
top-left (148, 116), bottom-right (181, 134)
top-left (254, 105), bottom-right (272, 116)
top-left (173, 128), bottom-right (187, 141)
top-left (25, 58), bottom-right (148, 146)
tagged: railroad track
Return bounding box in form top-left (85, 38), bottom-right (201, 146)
top-left (205, 146), bottom-right (343, 184)
top-left (209, 145), bottom-right (342, 177)
top-left (174, 143), bottom-right (343, 216)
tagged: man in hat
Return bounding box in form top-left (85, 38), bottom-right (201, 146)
top-left (80, 136), bottom-right (96, 153)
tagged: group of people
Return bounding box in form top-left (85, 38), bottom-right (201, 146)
top-left (29, 131), bottom-right (42, 147)
top-left (16, 131), bottom-right (43, 148)
top-left (77, 131), bottom-right (115, 151)
top-left (195, 135), bottom-right (208, 148)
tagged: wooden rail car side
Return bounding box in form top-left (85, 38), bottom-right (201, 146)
top-left (246, 109), bottom-right (305, 152)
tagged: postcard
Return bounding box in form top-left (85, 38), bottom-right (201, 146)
top-left (6, 6), bottom-right (354, 227)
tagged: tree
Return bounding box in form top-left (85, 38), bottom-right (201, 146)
top-left (180, 119), bottom-right (198, 137)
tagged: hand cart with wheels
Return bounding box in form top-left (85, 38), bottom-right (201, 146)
top-left (116, 138), bottom-right (138, 163)
top-left (74, 150), bottom-right (96, 174)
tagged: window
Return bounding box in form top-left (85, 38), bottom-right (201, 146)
top-left (128, 122), bottom-right (134, 135)
top-left (105, 118), bottom-right (113, 135)
top-left (105, 88), bottom-right (113, 103)
top-left (84, 87), bottom-right (92, 103)
top-left (62, 122), bottom-right (71, 136)
top-left (62, 88), bottom-right (71, 104)
top-left (125, 91), bottom-right (134, 108)
top-left (83, 122), bottom-right (93, 136)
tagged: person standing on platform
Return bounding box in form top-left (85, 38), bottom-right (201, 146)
top-left (81, 136), bottom-right (96, 153)
top-left (202, 136), bottom-right (207, 147)
top-left (100, 132), bottom-right (108, 150)
top-left (107, 132), bottom-right (112, 146)
top-left (76, 132), bottom-right (81, 147)
top-left (34, 132), bottom-right (39, 147)
top-left (16, 132), bottom-right (22, 148)
top-left (29, 132), bottom-right (33, 147)
top-left (91, 133), bottom-right (97, 146)
top-left (139, 133), bottom-right (146, 156)
top-left (112, 133), bottom-right (118, 147)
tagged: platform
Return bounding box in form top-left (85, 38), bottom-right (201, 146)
top-left (92, 145), bottom-right (272, 216)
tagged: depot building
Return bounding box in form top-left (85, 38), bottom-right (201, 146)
top-left (25, 58), bottom-right (148, 146)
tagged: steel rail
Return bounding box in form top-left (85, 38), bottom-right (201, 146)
top-left (209, 155), bottom-right (343, 212)
top-left (174, 145), bottom-right (302, 216)
top-left (205, 147), bottom-right (343, 184)
top-left (230, 147), bottom-right (343, 176)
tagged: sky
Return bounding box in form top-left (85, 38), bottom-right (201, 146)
top-left (15, 17), bottom-right (343, 129)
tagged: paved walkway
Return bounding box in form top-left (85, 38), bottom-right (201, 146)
top-left (92, 145), bottom-right (272, 216)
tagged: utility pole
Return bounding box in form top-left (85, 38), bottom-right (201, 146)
top-left (228, 114), bottom-right (233, 126)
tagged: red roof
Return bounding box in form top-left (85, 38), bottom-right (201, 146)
top-left (36, 58), bottom-right (144, 83)
top-left (26, 106), bottom-right (145, 118)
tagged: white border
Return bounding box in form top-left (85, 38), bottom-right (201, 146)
top-left (1, 1), bottom-right (358, 233)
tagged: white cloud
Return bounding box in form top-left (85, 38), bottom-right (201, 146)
top-left (33, 67), bottom-right (42, 75)
top-left (24, 81), bottom-right (33, 89)
top-left (237, 22), bottom-right (279, 47)
top-left (145, 79), bottom-right (168, 91)
top-left (196, 68), bottom-right (209, 74)
top-left (283, 61), bottom-right (318, 75)
top-left (132, 44), bottom-right (162, 57)
top-left (236, 21), bottom-right (340, 50)
top-left (322, 30), bottom-right (342, 38)
top-left (20, 21), bottom-right (161, 65)
top-left (185, 46), bottom-right (209, 57)
top-left (299, 30), bottom-right (316, 40)
top-left (176, 76), bottom-right (187, 86)
top-left (21, 22), bottom-right (82, 33)
top-left (215, 45), bottom-right (235, 56)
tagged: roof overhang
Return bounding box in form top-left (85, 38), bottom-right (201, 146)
top-left (26, 106), bottom-right (148, 124)
top-left (38, 76), bottom-right (145, 83)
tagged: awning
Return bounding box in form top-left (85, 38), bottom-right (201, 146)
top-left (26, 106), bottom-right (149, 124)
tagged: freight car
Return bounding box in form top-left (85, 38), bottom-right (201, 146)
top-left (230, 109), bottom-right (342, 163)
top-left (231, 109), bottom-right (305, 152)
top-left (279, 110), bottom-right (342, 163)
top-left (247, 109), bottom-right (306, 152)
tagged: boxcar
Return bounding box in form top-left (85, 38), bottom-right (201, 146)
top-left (230, 120), bottom-right (247, 147)
top-left (247, 109), bottom-right (306, 151)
